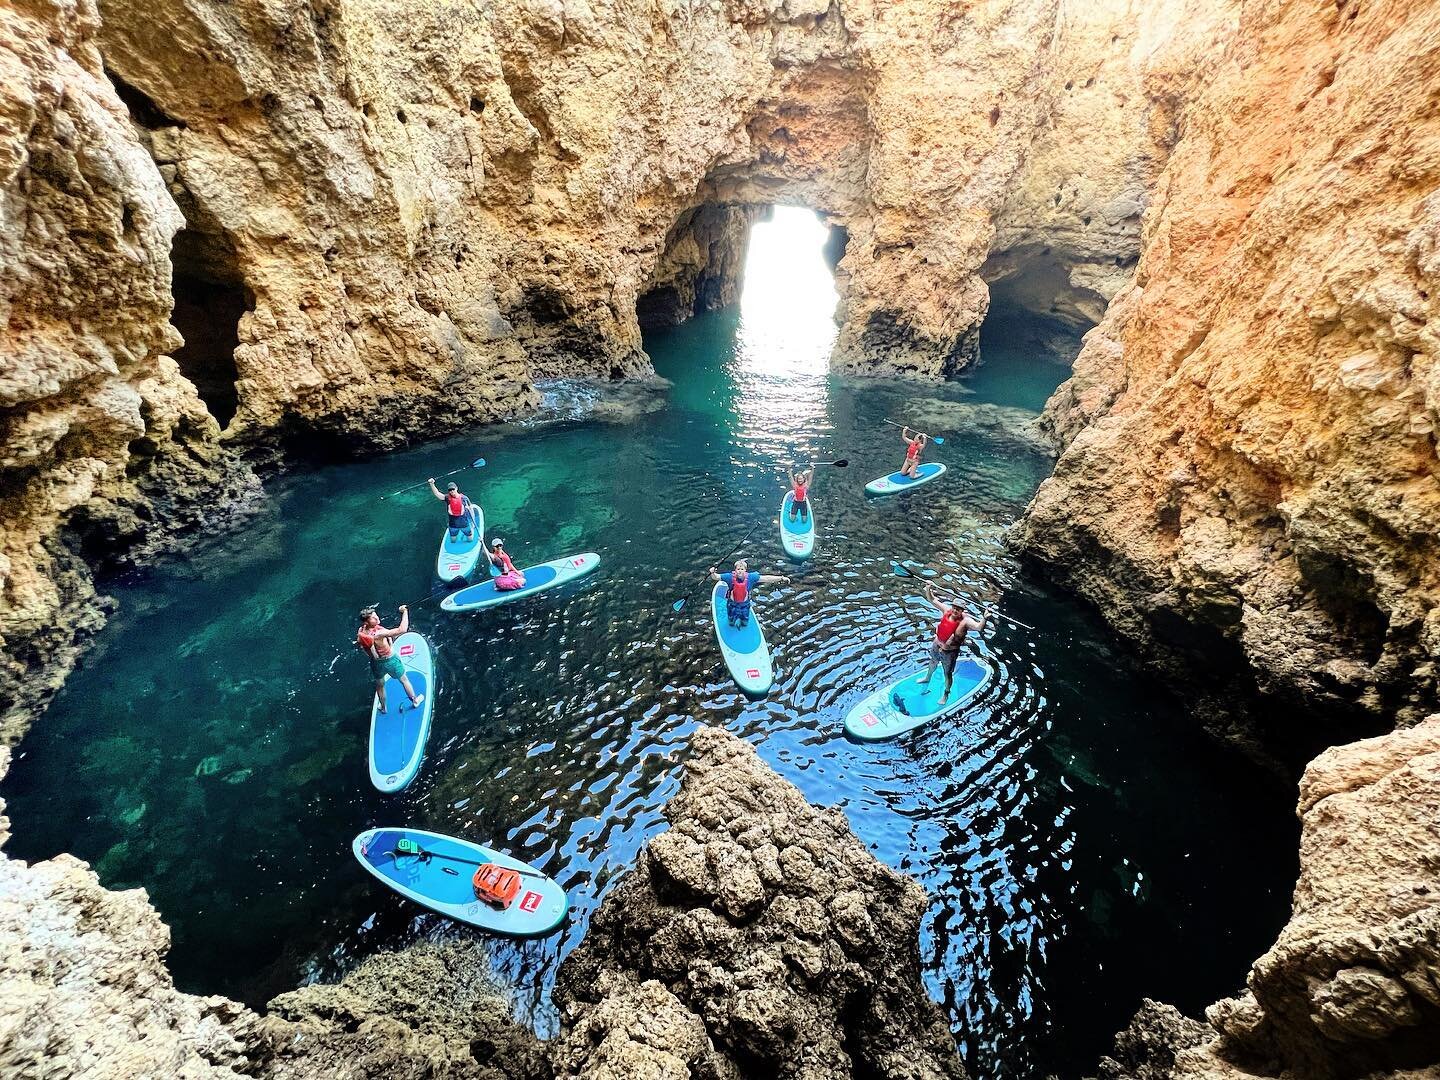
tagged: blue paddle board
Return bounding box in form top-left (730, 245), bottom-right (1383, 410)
top-left (779, 491), bottom-right (814, 560)
top-left (367, 632), bottom-right (434, 793)
top-left (437, 504), bottom-right (487, 584)
top-left (711, 580), bottom-right (774, 696)
top-left (440, 552), bottom-right (600, 612)
top-left (844, 655), bottom-right (993, 740)
top-left (865, 461), bottom-right (947, 496)
top-left (353, 827), bottom-right (568, 936)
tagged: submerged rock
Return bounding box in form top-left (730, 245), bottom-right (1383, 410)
top-left (552, 726), bottom-right (967, 1079)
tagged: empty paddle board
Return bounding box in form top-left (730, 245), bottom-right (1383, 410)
top-left (844, 656), bottom-right (993, 741)
top-left (367, 632), bottom-right (434, 793)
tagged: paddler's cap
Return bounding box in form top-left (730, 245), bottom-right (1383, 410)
top-left (491, 537), bottom-right (504, 548)
top-left (447, 482), bottom-right (458, 491)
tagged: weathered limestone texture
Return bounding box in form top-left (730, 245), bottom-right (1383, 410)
top-left (1016, 0), bottom-right (1440, 740)
top-left (1097, 719), bottom-right (1440, 1080)
top-left (0, 0), bottom-right (259, 744)
top-left (638, 205), bottom-right (765, 330)
top-left (553, 726), bottom-right (967, 1079)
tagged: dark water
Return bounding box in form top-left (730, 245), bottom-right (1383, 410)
top-left (3, 212), bottom-right (1297, 1078)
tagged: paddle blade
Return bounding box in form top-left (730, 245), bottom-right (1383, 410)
top-left (931, 436), bottom-right (944, 446)
top-left (672, 598), bottom-right (687, 612)
top-left (832, 459), bottom-right (848, 467)
top-left (891, 561), bottom-right (913, 577)
top-left (471, 457), bottom-right (487, 468)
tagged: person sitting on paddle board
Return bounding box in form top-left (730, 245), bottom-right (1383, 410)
top-left (708, 559), bottom-right (789, 629)
top-left (786, 466), bottom-right (815, 522)
top-left (917, 582), bottom-right (987, 699)
top-left (899, 427), bottom-right (928, 478)
top-left (487, 538), bottom-right (526, 591)
top-left (356, 606), bottom-right (424, 713)
top-left (428, 478), bottom-right (475, 542)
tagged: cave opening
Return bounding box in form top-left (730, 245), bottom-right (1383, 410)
top-left (168, 227), bottom-right (249, 430)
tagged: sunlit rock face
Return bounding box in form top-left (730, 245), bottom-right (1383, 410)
top-left (1015, 0), bottom-right (1440, 742)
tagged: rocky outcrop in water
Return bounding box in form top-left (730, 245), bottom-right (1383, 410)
top-left (1015, 0), bottom-right (1440, 744)
top-left (552, 726), bottom-right (966, 1079)
top-left (1098, 717), bottom-right (1440, 1080)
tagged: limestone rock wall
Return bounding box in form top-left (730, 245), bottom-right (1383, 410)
top-left (1098, 718), bottom-right (1440, 1080)
top-left (0, 0), bottom-right (259, 744)
top-left (1015, 0), bottom-right (1440, 741)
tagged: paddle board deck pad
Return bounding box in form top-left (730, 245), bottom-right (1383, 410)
top-left (711, 581), bottom-right (774, 696)
top-left (779, 491), bottom-right (815, 560)
top-left (353, 827), bottom-right (568, 936)
top-left (437, 504), bottom-right (485, 584)
top-left (844, 656), bottom-right (993, 740)
top-left (440, 552), bottom-right (601, 612)
top-left (865, 462), bottom-right (947, 496)
top-left (368, 632), bottom-right (434, 793)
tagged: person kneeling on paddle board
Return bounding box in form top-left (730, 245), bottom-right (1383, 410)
top-left (357, 606), bottom-right (424, 712)
top-left (428, 478), bottom-right (475, 541)
top-left (786, 466), bottom-right (815, 522)
top-left (487, 538), bottom-right (526, 591)
top-left (917, 583), bottom-right (987, 699)
top-left (709, 559), bottom-right (789, 629)
top-left (899, 427), bottom-right (928, 478)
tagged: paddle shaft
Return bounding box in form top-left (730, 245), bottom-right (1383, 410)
top-left (380, 459), bottom-right (485, 500)
top-left (882, 418), bottom-right (944, 445)
top-left (893, 562), bottom-right (1037, 631)
top-left (389, 846), bottom-right (548, 879)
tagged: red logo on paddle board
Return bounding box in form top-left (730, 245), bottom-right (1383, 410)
top-left (861, 711), bottom-right (878, 727)
top-left (446, 562), bottom-right (460, 572)
top-left (519, 891), bottom-right (541, 913)
top-left (746, 668), bottom-right (759, 678)
top-left (572, 557), bottom-right (584, 567)
top-left (399, 644), bottom-right (415, 657)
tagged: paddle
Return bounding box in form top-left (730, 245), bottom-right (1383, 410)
top-left (807, 459), bottom-right (849, 468)
top-left (891, 561), bottom-right (1037, 631)
top-left (388, 842), bottom-right (548, 879)
top-left (672, 518), bottom-right (764, 613)
top-left (380, 458), bottom-right (487, 500)
top-left (882, 418), bottom-right (945, 446)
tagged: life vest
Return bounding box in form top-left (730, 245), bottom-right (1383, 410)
top-left (356, 628), bottom-right (391, 658)
top-left (446, 492), bottom-right (466, 516)
top-left (493, 550), bottom-right (516, 574)
top-left (729, 573), bottom-right (749, 603)
top-left (906, 439), bottom-right (921, 460)
top-left (793, 481), bottom-right (808, 502)
top-left (936, 612), bottom-right (964, 649)
top-left (473, 863), bottom-right (522, 907)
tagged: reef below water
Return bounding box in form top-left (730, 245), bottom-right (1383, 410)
top-left (2, 297), bottom-right (1298, 1077)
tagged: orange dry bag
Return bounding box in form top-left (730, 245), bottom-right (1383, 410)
top-left (472, 863), bottom-right (522, 907)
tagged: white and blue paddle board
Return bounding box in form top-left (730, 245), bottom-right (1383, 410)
top-left (711, 580), bottom-right (774, 697)
top-left (440, 552), bottom-right (601, 612)
top-left (368, 632), bottom-right (434, 793)
top-left (865, 461), bottom-right (947, 496)
top-left (779, 491), bottom-right (814, 560)
top-left (353, 827), bottom-right (568, 936)
top-left (844, 655), bottom-right (993, 741)
top-left (437, 504), bottom-right (487, 584)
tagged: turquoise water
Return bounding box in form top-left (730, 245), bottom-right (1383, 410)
top-left (2, 214), bottom-right (1296, 1078)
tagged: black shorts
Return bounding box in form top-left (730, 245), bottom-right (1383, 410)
top-left (448, 513), bottom-right (469, 530)
top-left (929, 643), bottom-right (960, 678)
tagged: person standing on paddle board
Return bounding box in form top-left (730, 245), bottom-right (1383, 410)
top-left (428, 478), bottom-right (475, 542)
top-left (357, 606), bottom-right (424, 712)
top-left (708, 559), bottom-right (789, 628)
top-left (899, 427), bottom-right (928, 478)
top-left (785, 466), bottom-right (815, 522)
top-left (486, 538), bottom-right (526, 591)
top-left (917, 582), bottom-right (987, 699)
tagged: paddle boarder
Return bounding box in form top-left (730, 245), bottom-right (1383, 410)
top-left (708, 559), bottom-right (789, 628)
top-left (428, 478), bottom-right (475, 542)
top-left (917, 582), bottom-right (987, 699)
top-left (785, 465), bottom-right (815, 523)
top-left (487, 538), bottom-right (527, 590)
top-left (357, 605), bottom-right (425, 712)
top-left (899, 426), bottom-right (928, 478)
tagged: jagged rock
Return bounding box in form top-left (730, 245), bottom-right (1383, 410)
top-left (552, 726), bottom-right (967, 1080)
top-left (1015, 0), bottom-right (1440, 739)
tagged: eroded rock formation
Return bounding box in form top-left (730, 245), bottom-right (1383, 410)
top-left (553, 726), bottom-right (966, 1078)
top-left (1098, 718), bottom-right (1440, 1080)
top-left (1015, 0), bottom-right (1440, 745)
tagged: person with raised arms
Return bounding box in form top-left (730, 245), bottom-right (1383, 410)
top-left (709, 558), bottom-right (789, 629)
top-left (785, 465), bottom-right (815, 524)
top-left (486, 537), bottom-right (527, 591)
top-left (898, 426), bottom-right (928, 478)
top-left (356, 605), bottom-right (425, 712)
top-left (428, 478), bottom-right (476, 542)
top-left (916, 581), bottom-right (988, 700)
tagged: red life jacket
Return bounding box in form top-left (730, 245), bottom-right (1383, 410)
top-left (906, 439), bottom-right (921, 460)
top-left (446, 492), bottom-right (466, 516)
top-left (793, 481), bottom-right (808, 502)
top-left (493, 550), bottom-right (516, 574)
top-left (356, 628), bottom-right (391, 658)
top-left (936, 611), bottom-right (964, 648)
top-left (729, 573), bottom-right (750, 602)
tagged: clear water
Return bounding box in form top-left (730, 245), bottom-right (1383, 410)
top-left (2, 210), bottom-right (1297, 1079)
